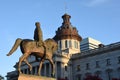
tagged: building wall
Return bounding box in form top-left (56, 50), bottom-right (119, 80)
top-left (72, 45), bottom-right (120, 80)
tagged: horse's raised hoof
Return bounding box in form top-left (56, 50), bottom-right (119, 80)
top-left (6, 53), bottom-right (10, 56)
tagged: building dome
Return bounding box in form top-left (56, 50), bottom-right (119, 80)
top-left (53, 13), bottom-right (82, 41)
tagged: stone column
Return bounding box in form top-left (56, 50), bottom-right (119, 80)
top-left (55, 61), bottom-right (57, 78)
top-left (49, 63), bottom-right (51, 77)
top-left (26, 68), bottom-right (28, 74)
top-left (46, 63), bottom-right (49, 77)
top-left (61, 62), bottom-right (64, 78)
top-left (69, 62), bottom-right (72, 80)
top-left (44, 63), bottom-right (46, 76)
top-left (35, 66), bottom-right (37, 75)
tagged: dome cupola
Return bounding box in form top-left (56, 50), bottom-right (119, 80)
top-left (53, 14), bottom-right (82, 41)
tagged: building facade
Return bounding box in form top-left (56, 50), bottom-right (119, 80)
top-left (72, 42), bottom-right (120, 80)
top-left (6, 14), bottom-right (120, 80)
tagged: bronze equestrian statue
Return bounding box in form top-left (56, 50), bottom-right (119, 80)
top-left (6, 22), bottom-right (58, 77)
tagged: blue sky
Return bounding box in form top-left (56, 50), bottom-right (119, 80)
top-left (0, 0), bottom-right (120, 78)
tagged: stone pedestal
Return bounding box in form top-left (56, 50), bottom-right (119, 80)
top-left (18, 74), bottom-right (56, 80)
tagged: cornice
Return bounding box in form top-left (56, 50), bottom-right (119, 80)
top-left (71, 42), bottom-right (120, 60)
top-left (53, 53), bottom-right (70, 59)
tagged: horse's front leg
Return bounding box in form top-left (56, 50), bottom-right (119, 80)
top-left (24, 59), bottom-right (32, 72)
top-left (38, 59), bottom-right (44, 76)
top-left (18, 53), bottom-right (29, 74)
top-left (18, 55), bottom-right (25, 74)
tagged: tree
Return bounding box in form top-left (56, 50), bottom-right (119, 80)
top-left (0, 75), bottom-right (4, 80)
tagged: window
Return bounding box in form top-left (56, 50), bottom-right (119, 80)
top-left (96, 61), bottom-right (100, 68)
top-left (74, 41), bottom-right (76, 48)
top-left (86, 63), bottom-right (90, 70)
top-left (69, 40), bottom-right (72, 48)
top-left (77, 65), bottom-right (80, 71)
top-left (74, 41), bottom-right (79, 49)
top-left (74, 41), bottom-right (77, 48)
top-left (65, 40), bottom-right (68, 48)
top-left (59, 41), bottom-right (62, 49)
top-left (76, 42), bottom-right (78, 49)
top-left (106, 59), bottom-right (111, 66)
top-left (118, 56), bottom-right (120, 64)
top-left (65, 66), bottom-right (67, 71)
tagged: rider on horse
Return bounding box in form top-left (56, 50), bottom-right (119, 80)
top-left (34, 22), bottom-right (46, 61)
top-left (34, 22), bottom-right (44, 47)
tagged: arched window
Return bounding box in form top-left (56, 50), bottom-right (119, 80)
top-left (76, 41), bottom-right (78, 49)
top-left (65, 66), bottom-right (67, 71)
top-left (74, 41), bottom-right (76, 48)
top-left (74, 41), bottom-right (79, 49)
top-left (69, 40), bottom-right (72, 48)
top-left (59, 40), bottom-right (62, 49)
top-left (65, 40), bottom-right (68, 48)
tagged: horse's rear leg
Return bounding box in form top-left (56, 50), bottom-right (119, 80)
top-left (18, 53), bottom-right (29, 74)
top-left (49, 58), bottom-right (55, 77)
top-left (38, 59), bottom-right (44, 76)
top-left (24, 59), bottom-right (32, 71)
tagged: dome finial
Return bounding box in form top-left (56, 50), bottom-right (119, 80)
top-left (64, 1), bottom-right (68, 14)
top-left (62, 13), bottom-right (71, 25)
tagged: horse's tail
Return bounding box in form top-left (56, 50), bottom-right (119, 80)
top-left (7, 38), bottom-right (22, 56)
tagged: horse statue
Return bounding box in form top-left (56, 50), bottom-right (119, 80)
top-left (7, 38), bottom-right (58, 76)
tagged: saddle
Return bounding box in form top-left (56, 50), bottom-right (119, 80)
top-left (35, 41), bottom-right (46, 61)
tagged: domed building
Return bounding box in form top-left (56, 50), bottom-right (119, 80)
top-left (53, 13), bottom-right (82, 41)
top-left (52, 13), bottom-right (82, 80)
top-left (53, 13), bottom-right (82, 53)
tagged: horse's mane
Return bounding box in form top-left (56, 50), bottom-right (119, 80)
top-left (23, 39), bottom-right (33, 41)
